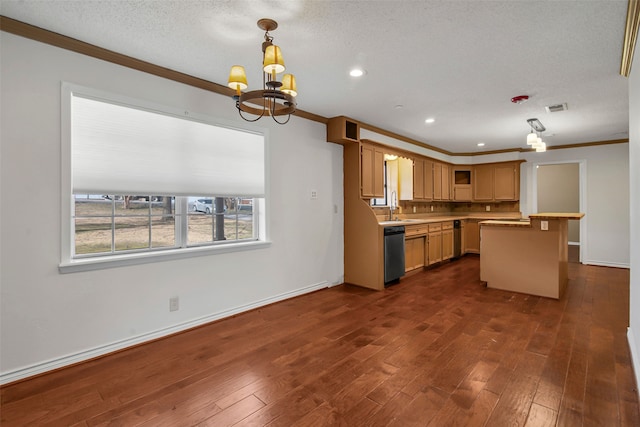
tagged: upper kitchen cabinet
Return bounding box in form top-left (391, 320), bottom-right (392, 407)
top-left (360, 142), bottom-right (385, 198)
top-left (433, 162), bottom-right (451, 201)
top-left (327, 116), bottom-right (360, 144)
top-left (452, 167), bottom-right (473, 201)
top-left (398, 157), bottom-right (414, 201)
top-left (494, 163), bottom-right (520, 200)
top-left (413, 157), bottom-right (434, 201)
top-left (473, 161), bottom-right (523, 202)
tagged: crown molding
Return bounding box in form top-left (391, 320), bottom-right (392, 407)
top-left (621, 0), bottom-right (640, 77)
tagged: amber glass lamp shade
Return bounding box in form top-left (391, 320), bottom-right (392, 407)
top-left (281, 74), bottom-right (297, 97)
top-left (263, 45), bottom-right (285, 74)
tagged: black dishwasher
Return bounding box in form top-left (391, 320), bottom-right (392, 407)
top-left (384, 226), bottom-right (405, 285)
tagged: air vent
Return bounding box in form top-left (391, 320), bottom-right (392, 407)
top-left (545, 103), bottom-right (568, 113)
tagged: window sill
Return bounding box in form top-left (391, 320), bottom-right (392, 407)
top-left (59, 240), bottom-right (272, 273)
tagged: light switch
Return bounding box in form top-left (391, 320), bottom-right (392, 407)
top-left (541, 220), bottom-right (549, 231)
top-left (486, 205), bottom-right (491, 212)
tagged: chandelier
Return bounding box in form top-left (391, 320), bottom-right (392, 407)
top-left (227, 19), bottom-right (297, 124)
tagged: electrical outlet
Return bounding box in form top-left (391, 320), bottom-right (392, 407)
top-left (541, 220), bottom-right (549, 231)
top-left (310, 190), bottom-right (318, 200)
top-left (413, 206), bottom-right (417, 213)
top-left (169, 296), bottom-right (179, 312)
top-left (430, 205), bottom-right (434, 212)
top-left (486, 205), bottom-right (491, 212)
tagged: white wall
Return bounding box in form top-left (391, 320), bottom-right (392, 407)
top-left (628, 52), bottom-right (640, 396)
top-left (0, 33), bottom-right (344, 383)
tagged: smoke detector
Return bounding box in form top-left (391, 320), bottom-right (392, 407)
top-left (545, 103), bottom-right (568, 113)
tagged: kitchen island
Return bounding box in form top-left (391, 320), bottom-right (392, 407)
top-left (479, 213), bottom-right (585, 299)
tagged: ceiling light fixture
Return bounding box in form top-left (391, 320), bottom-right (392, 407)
top-left (350, 69), bottom-right (365, 77)
top-left (525, 118), bottom-right (547, 152)
top-left (425, 118), bottom-right (435, 124)
top-left (477, 142), bottom-right (485, 147)
top-left (227, 19), bottom-right (297, 125)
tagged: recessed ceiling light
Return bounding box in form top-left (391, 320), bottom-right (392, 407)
top-left (349, 69), bottom-right (364, 77)
top-left (425, 118), bottom-right (435, 124)
top-left (477, 142), bottom-right (485, 147)
top-left (393, 104), bottom-right (404, 110)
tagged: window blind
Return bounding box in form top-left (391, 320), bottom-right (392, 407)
top-left (71, 95), bottom-right (265, 197)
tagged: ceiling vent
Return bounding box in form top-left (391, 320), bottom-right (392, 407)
top-left (545, 103), bottom-right (568, 113)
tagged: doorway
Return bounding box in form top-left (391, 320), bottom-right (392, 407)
top-left (534, 161), bottom-right (586, 263)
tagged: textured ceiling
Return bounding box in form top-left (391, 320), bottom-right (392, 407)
top-left (0, 0), bottom-right (631, 153)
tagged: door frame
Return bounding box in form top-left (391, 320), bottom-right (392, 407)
top-left (531, 160), bottom-right (587, 264)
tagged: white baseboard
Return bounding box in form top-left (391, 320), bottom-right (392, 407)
top-left (0, 281), bottom-right (330, 385)
top-left (628, 327), bottom-right (640, 401)
top-left (584, 260), bottom-right (630, 269)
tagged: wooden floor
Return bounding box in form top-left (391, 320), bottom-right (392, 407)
top-left (2, 256), bottom-right (639, 426)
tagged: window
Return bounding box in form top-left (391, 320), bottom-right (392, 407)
top-left (61, 84), bottom-right (268, 272)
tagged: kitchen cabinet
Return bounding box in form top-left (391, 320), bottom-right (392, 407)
top-left (405, 223), bottom-right (429, 272)
top-left (405, 236), bottom-right (426, 272)
top-left (327, 116), bottom-right (360, 144)
top-left (442, 222), bottom-right (454, 259)
top-left (361, 143), bottom-right (384, 198)
top-left (433, 162), bottom-right (451, 201)
top-left (473, 164), bottom-right (494, 201)
top-left (413, 158), bottom-right (434, 201)
top-left (465, 219), bottom-right (480, 253)
top-left (452, 168), bottom-right (472, 201)
top-left (473, 161), bottom-right (521, 201)
top-left (427, 223), bottom-right (442, 265)
top-left (494, 163), bottom-right (518, 200)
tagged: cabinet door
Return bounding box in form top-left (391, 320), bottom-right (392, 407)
top-left (494, 163), bottom-right (517, 200)
top-left (413, 158), bottom-right (425, 200)
top-left (433, 163), bottom-right (442, 200)
top-left (360, 144), bottom-right (384, 198)
top-left (442, 229), bottom-right (454, 260)
top-left (424, 159), bottom-right (434, 201)
top-left (465, 220), bottom-right (480, 253)
top-left (373, 149), bottom-right (385, 197)
top-left (405, 236), bottom-right (426, 272)
top-left (428, 231), bottom-right (442, 265)
top-left (441, 164), bottom-right (451, 201)
top-left (453, 186), bottom-right (472, 201)
top-left (473, 164), bottom-right (494, 201)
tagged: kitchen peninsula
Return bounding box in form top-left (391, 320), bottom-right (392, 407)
top-left (480, 213), bottom-right (585, 299)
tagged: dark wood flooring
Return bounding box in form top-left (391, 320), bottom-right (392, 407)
top-left (1, 255), bottom-right (639, 426)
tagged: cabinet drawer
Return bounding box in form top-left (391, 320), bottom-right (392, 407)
top-left (441, 221), bottom-right (454, 230)
top-left (405, 225), bottom-right (429, 237)
top-left (428, 223), bottom-right (442, 232)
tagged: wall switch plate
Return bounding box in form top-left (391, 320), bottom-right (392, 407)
top-left (169, 296), bottom-right (179, 312)
top-left (413, 206), bottom-right (417, 213)
top-left (486, 205), bottom-right (491, 211)
top-left (310, 190), bottom-right (318, 200)
top-left (430, 205), bottom-right (434, 212)
top-left (541, 220), bottom-right (549, 231)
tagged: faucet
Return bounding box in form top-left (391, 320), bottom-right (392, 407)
top-left (389, 191), bottom-right (397, 220)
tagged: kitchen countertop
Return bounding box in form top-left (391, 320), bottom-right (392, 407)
top-left (529, 212), bottom-right (585, 220)
top-left (378, 213), bottom-right (522, 227)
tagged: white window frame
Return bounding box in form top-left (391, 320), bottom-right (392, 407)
top-left (60, 83), bottom-right (270, 273)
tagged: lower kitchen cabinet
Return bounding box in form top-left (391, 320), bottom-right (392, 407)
top-left (405, 236), bottom-right (426, 272)
top-left (427, 223), bottom-right (442, 265)
top-left (442, 222), bottom-right (454, 259)
top-left (465, 219), bottom-right (480, 253)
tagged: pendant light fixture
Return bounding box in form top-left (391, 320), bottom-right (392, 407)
top-left (227, 19), bottom-right (297, 124)
top-left (526, 118), bottom-right (547, 152)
